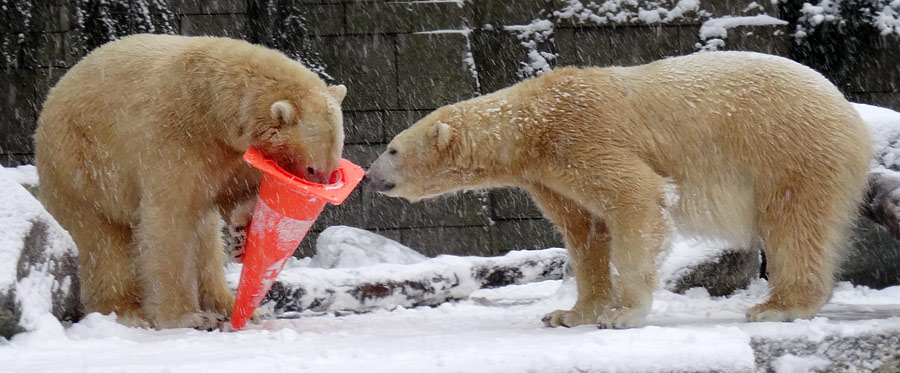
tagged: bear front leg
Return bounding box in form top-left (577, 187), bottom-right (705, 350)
top-left (61, 206), bottom-right (148, 327)
top-left (135, 197), bottom-right (222, 330)
top-left (527, 184), bottom-right (614, 328)
top-left (551, 158), bottom-right (669, 329)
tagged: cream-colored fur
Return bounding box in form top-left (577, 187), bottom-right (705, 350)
top-left (367, 52), bottom-right (871, 329)
top-left (35, 34), bottom-right (346, 329)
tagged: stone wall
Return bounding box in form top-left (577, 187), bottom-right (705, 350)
top-left (1, 0), bottom-right (898, 257)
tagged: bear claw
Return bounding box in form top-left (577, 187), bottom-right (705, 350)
top-left (152, 312), bottom-right (226, 331)
top-left (596, 306), bottom-right (647, 329)
top-left (542, 309), bottom-right (596, 328)
top-left (746, 303), bottom-right (811, 322)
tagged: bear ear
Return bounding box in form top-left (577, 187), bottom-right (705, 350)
top-left (431, 121), bottom-right (453, 150)
top-left (270, 100), bottom-right (293, 124)
top-left (328, 85), bottom-right (347, 104)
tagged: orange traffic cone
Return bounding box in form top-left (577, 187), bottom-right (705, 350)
top-left (231, 147), bottom-right (364, 330)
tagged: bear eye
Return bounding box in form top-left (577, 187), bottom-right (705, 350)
top-left (388, 147), bottom-right (398, 155)
top-left (306, 167), bottom-right (316, 175)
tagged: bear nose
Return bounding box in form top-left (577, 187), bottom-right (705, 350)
top-left (365, 174), bottom-right (396, 192)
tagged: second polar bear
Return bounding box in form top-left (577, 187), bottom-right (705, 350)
top-left (367, 52), bottom-right (871, 328)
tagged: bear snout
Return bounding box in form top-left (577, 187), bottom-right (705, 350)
top-left (366, 154), bottom-right (399, 192)
top-left (366, 173), bottom-right (396, 192)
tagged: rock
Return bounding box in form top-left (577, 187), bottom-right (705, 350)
top-left (663, 242), bottom-right (761, 297)
top-left (311, 225), bottom-right (429, 268)
top-left (0, 166), bottom-right (81, 339)
top-left (237, 248), bottom-right (569, 315)
top-left (843, 214), bottom-right (900, 289)
top-left (752, 322), bottom-right (900, 372)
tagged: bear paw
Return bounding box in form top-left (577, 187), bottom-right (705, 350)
top-left (114, 312), bottom-right (152, 329)
top-left (746, 303), bottom-right (812, 322)
top-left (226, 225), bottom-right (247, 264)
top-left (152, 312), bottom-right (226, 331)
top-left (597, 306), bottom-right (648, 329)
top-left (541, 309), bottom-right (597, 328)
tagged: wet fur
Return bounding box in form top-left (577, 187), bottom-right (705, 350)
top-left (35, 34), bottom-right (345, 329)
top-left (369, 52), bottom-right (871, 328)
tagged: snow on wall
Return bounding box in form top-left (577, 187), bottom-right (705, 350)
top-left (874, 0), bottom-right (900, 36)
top-left (698, 15), bottom-right (789, 51)
top-left (553, 0), bottom-right (706, 25)
top-left (504, 20), bottom-right (556, 78)
top-left (794, 0), bottom-right (900, 38)
top-left (855, 103), bottom-right (900, 170)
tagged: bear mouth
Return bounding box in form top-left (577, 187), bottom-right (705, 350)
top-left (257, 150), bottom-right (327, 184)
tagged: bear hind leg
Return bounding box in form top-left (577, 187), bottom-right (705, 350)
top-left (68, 210), bottom-right (148, 327)
top-left (748, 190), bottom-right (844, 322)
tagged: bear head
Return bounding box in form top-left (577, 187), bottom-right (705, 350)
top-left (367, 103), bottom-right (498, 201)
top-left (248, 84), bottom-right (347, 184)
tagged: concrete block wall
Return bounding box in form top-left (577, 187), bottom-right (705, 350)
top-left (1, 0), bottom-right (898, 257)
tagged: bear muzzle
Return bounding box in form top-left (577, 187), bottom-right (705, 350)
top-left (366, 154), bottom-right (399, 193)
top-left (366, 173), bottom-right (396, 193)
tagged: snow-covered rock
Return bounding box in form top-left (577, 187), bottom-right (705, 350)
top-left (0, 166), bottom-right (81, 339)
top-left (661, 237), bottom-right (760, 296)
top-left (226, 248), bottom-right (568, 316)
top-left (310, 225), bottom-right (428, 269)
top-left (856, 103), bottom-right (900, 170)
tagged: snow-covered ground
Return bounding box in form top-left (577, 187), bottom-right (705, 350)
top-left (2, 277), bottom-right (900, 372)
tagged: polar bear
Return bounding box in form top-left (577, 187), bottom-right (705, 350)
top-left (366, 52), bottom-right (871, 328)
top-left (35, 34), bottom-right (346, 330)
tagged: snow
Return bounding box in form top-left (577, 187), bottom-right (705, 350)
top-left (771, 354), bottom-right (830, 373)
top-left (3, 276), bottom-right (900, 372)
top-left (553, 0), bottom-right (705, 25)
top-left (657, 235), bottom-right (737, 286)
top-left (3, 210), bottom-right (900, 371)
top-left (310, 226), bottom-right (428, 268)
top-left (504, 20), bottom-right (556, 78)
top-left (699, 15), bottom-right (788, 40)
top-left (854, 103), bottom-right (900, 169)
top-left (0, 167), bottom-right (70, 290)
top-left (0, 166), bottom-right (77, 337)
top-left (793, 0), bottom-right (900, 38)
top-left (874, 0), bottom-right (900, 36)
top-left (3, 165), bottom-right (39, 188)
top-left (698, 15), bottom-right (788, 51)
top-left (232, 247), bottom-right (566, 314)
